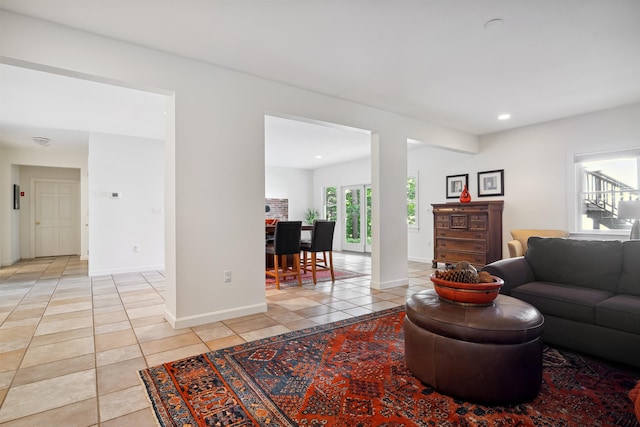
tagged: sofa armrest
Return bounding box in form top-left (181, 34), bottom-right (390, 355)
top-left (507, 240), bottom-right (524, 258)
top-left (482, 257), bottom-right (535, 295)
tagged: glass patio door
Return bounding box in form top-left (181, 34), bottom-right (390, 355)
top-left (365, 185), bottom-right (372, 252)
top-left (342, 185), bottom-right (372, 253)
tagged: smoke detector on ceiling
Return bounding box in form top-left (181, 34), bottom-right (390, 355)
top-left (32, 137), bottom-right (50, 147)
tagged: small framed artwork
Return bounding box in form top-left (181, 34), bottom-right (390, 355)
top-left (13, 184), bottom-right (20, 210)
top-left (446, 174), bottom-right (469, 199)
top-left (477, 169), bottom-right (504, 197)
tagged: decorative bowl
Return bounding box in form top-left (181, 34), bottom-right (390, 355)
top-left (430, 274), bottom-right (504, 306)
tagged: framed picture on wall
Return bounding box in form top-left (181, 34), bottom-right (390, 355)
top-left (13, 184), bottom-right (20, 210)
top-left (477, 169), bottom-right (504, 197)
top-left (446, 174), bottom-right (468, 199)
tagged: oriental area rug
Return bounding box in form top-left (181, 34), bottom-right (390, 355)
top-left (139, 307), bottom-right (640, 427)
top-left (265, 268), bottom-right (366, 289)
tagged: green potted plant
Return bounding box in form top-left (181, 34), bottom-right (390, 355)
top-left (304, 208), bottom-right (319, 225)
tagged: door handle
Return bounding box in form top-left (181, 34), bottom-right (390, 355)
top-left (35, 221), bottom-right (40, 225)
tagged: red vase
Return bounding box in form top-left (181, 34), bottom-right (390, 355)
top-left (459, 185), bottom-right (471, 203)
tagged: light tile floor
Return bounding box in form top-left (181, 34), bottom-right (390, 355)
top-left (0, 253), bottom-right (435, 426)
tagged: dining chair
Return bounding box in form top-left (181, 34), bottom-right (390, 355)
top-left (507, 229), bottom-right (569, 257)
top-left (301, 220), bottom-right (336, 284)
top-left (265, 218), bottom-right (278, 245)
top-left (265, 221), bottom-right (302, 289)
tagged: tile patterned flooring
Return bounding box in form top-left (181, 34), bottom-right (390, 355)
top-left (0, 253), bottom-right (435, 426)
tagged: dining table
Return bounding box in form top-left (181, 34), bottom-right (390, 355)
top-left (265, 224), bottom-right (313, 234)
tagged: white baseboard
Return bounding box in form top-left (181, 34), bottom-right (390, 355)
top-left (164, 302), bottom-right (268, 329)
top-left (370, 277), bottom-right (408, 290)
top-left (1, 256), bottom-right (20, 267)
top-left (408, 256), bottom-right (431, 264)
top-left (88, 264), bottom-right (165, 276)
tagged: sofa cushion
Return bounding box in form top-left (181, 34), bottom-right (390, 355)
top-left (619, 241), bottom-right (640, 297)
top-left (596, 294), bottom-right (640, 335)
top-left (525, 237), bottom-right (622, 293)
top-left (511, 281), bottom-right (612, 324)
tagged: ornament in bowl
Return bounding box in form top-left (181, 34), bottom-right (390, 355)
top-left (430, 261), bottom-right (503, 306)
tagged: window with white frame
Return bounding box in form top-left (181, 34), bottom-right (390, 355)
top-left (407, 174), bottom-right (418, 229)
top-left (575, 149), bottom-right (639, 233)
top-left (323, 186), bottom-right (337, 221)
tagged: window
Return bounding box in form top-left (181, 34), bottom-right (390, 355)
top-left (407, 174), bottom-right (418, 229)
top-left (576, 150), bottom-right (639, 233)
top-left (323, 186), bottom-right (337, 221)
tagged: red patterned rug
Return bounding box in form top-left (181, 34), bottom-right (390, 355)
top-left (265, 268), bottom-right (366, 289)
top-left (139, 307), bottom-right (640, 426)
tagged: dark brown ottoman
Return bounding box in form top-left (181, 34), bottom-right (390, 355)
top-left (404, 289), bottom-right (544, 405)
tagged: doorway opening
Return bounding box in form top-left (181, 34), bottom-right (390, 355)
top-left (264, 113), bottom-right (373, 261)
top-left (0, 61), bottom-right (171, 276)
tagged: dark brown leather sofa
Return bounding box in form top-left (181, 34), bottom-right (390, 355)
top-left (483, 237), bottom-right (640, 368)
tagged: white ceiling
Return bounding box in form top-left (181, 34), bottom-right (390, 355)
top-left (1, 1), bottom-right (640, 166)
top-left (0, 62), bottom-right (371, 169)
top-left (0, 63), bottom-right (168, 150)
top-left (265, 115), bottom-right (371, 169)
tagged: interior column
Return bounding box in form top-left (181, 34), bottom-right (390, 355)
top-left (370, 132), bottom-right (409, 289)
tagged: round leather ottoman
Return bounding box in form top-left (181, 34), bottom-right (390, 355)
top-left (404, 289), bottom-right (544, 405)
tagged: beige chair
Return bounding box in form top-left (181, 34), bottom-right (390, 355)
top-left (508, 229), bottom-right (569, 258)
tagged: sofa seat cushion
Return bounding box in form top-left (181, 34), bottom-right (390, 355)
top-left (511, 281), bottom-right (612, 324)
top-left (525, 237), bottom-right (622, 293)
top-left (619, 241), bottom-right (640, 297)
top-left (596, 295), bottom-right (640, 335)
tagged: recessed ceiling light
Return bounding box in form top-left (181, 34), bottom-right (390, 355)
top-left (498, 114), bottom-right (511, 121)
top-left (315, 155), bottom-right (323, 159)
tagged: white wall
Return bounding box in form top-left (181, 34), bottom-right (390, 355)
top-left (314, 158), bottom-right (371, 191)
top-left (1, 10), bottom-right (478, 327)
top-left (19, 165), bottom-right (81, 259)
top-left (478, 103), bottom-right (640, 251)
top-left (0, 149), bottom-right (3, 265)
top-left (405, 103), bottom-right (640, 261)
top-left (0, 145), bottom-right (88, 266)
top-left (88, 134), bottom-right (164, 275)
top-left (407, 147), bottom-right (473, 263)
top-left (9, 165), bottom-right (20, 264)
top-left (315, 103), bottom-right (640, 263)
top-left (311, 146), bottom-right (475, 262)
top-left (265, 166), bottom-right (313, 221)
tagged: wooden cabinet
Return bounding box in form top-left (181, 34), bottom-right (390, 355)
top-left (431, 201), bottom-right (504, 268)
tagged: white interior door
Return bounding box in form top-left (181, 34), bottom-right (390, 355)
top-left (35, 181), bottom-right (78, 257)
